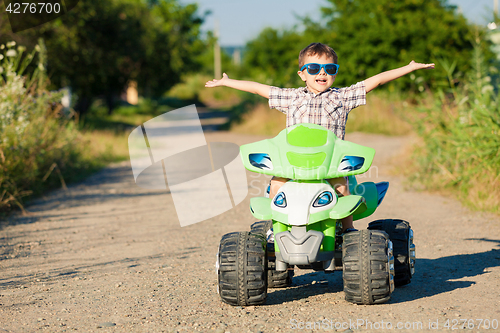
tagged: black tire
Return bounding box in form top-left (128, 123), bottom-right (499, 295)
top-left (250, 220), bottom-right (273, 238)
top-left (342, 230), bottom-right (393, 305)
top-left (250, 221), bottom-right (294, 288)
top-left (267, 260), bottom-right (294, 288)
top-left (368, 219), bottom-right (414, 286)
top-left (218, 232), bottom-right (267, 306)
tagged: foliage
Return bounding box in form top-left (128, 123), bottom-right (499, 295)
top-left (137, 1), bottom-right (206, 97)
top-left (194, 32), bottom-right (239, 78)
top-left (407, 40), bottom-right (500, 213)
top-left (0, 41), bottom-right (104, 214)
top-left (243, 28), bottom-right (305, 87)
top-left (165, 73), bottom-right (242, 109)
top-left (310, 0), bottom-right (477, 88)
top-left (227, 102), bottom-right (285, 137)
top-left (10, 0), bottom-right (206, 114)
top-left (242, 0), bottom-right (481, 91)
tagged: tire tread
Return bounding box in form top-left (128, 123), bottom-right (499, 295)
top-left (368, 219), bottom-right (412, 286)
top-left (218, 231), bottom-right (267, 306)
top-left (343, 230), bottom-right (391, 305)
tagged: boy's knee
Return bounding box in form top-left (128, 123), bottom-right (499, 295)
top-left (269, 176), bottom-right (289, 198)
top-left (271, 176), bottom-right (289, 186)
top-left (327, 177), bottom-right (350, 197)
top-left (335, 184), bottom-right (350, 197)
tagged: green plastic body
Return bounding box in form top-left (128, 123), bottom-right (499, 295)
top-left (271, 219), bottom-right (336, 253)
top-left (240, 123), bottom-right (375, 180)
top-left (243, 123), bottom-right (385, 256)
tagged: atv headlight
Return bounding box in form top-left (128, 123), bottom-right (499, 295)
top-left (273, 192), bottom-right (287, 208)
top-left (313, 191), bottom-right (334, 207)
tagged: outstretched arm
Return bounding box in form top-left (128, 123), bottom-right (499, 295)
top-left (364, 61), bottom-right (435, 93)
top-left (205, 73), bottom-right (271, 98)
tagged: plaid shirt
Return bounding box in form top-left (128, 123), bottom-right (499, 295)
top-left (268, 81), bottom-right (366, 140)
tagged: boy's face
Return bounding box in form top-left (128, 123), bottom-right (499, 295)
top-left (297, 54), bottom-right (336, 94)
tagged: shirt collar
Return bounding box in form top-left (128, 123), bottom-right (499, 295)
top-left (302, 86), bottom-right (333, 96)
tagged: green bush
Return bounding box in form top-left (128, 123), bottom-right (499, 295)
top-left (408, 41), bottom-right (500, 213)
top-left (0, 41), bottom-right (100, 214)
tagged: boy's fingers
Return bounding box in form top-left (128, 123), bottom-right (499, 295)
top-left (410, 60), bottom-right (435, 69)
top-left (413, 62), bottom-right (435, 69)
top-left (205, 80), bottom-right (218, 87)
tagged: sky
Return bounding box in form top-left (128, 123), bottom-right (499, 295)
top-left (179, 0), bottom-right (497, 46)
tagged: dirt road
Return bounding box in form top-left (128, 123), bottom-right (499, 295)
top-left (1, 131), bottom-right (499, 333)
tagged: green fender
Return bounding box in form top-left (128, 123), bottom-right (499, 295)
top-left (329, 195), bottom-right (367, 220)
top-left (249, 197), bottom-right (272, 220)
top-left (348, 176), bottom-right (381, 221)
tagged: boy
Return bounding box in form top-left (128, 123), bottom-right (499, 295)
top-left (205, 42), bottom-right (434, 233)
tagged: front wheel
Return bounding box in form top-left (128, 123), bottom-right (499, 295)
top-left (342, 229), bottom-right (394, 305)
top-left (218, 232), bottom-right (267, 306)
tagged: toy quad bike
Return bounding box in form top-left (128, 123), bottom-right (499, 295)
top-left (216, 123), bottom-right (415, 306)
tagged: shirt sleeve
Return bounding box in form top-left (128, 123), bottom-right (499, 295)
top-left (268, 86), bottom-right (298, 114)
top-left (339, 81), bottom-right (366, 112)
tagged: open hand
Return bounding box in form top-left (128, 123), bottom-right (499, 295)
top-left (409, 60), bottom-right (435, 70)
top-left (205, 73), bottom-right (230, 87)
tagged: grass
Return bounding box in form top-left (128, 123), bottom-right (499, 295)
top-left (227, 102), bottom-right (286, 136)
top-left (79, 129), bottom-right (130, 165)
top-left (76, 99), bottom-right (175, 170)
top-left (167, 73), bottom-right (242, 109)
top-left (346, 92), bottom-right (415, 136)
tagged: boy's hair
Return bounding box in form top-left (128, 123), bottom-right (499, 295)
top-left (299, 43), bottom-right (338, 67)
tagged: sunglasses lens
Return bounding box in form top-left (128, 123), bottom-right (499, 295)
top-left (325, 64), bottom-right (338, 75)
top-left (307, 64), bottom-right (320, 75)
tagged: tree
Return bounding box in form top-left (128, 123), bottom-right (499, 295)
top-left (243, 28), bottom-right (305, 87)
top-left (305, 0), bottom-right (476, 88)
top-left (17, 0), bottom-right (206, 114)
top-left (242, 0), bottom-right (479, 91)
top-left (137, 1), bottom-right (205, 98)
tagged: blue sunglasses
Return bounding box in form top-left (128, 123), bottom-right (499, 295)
top-left (300, 63), bottom-right (339, 75)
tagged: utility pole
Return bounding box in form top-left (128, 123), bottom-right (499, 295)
top-left (214, 19), bottom-right (221, 79)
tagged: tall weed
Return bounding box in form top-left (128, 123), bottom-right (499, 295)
top-left (0, 41), bottom-right (101, 214)
top-left (407, 42), bottom-right (500, 213)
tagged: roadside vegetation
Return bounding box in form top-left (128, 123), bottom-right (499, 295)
top-left (0, 41), bottom-right (107, 213)
top-left (403, 41), bottom-right (500, 214)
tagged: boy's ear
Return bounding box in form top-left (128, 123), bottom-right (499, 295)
top-left (297, 70), bottom-right (307, 82)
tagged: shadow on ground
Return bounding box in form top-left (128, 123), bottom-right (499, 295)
top-left (267, 239), bottom-right (500, 305)
top-left (0, 164), bottom-right (170, 231)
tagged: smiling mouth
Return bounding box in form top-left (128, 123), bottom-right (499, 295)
top-left (316, 78), bottom-right (327, 84)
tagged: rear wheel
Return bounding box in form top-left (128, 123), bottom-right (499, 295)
top-left (250, 221), bottom-right (294, 288)
top-left (218, 232), bottom-right (267, 306)
top-left (342, 229), bottom-right (394, 305)
top-left (368, 219), bottom-right (415, 286)
top-left (267, 260), bottom-right (294, 288)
